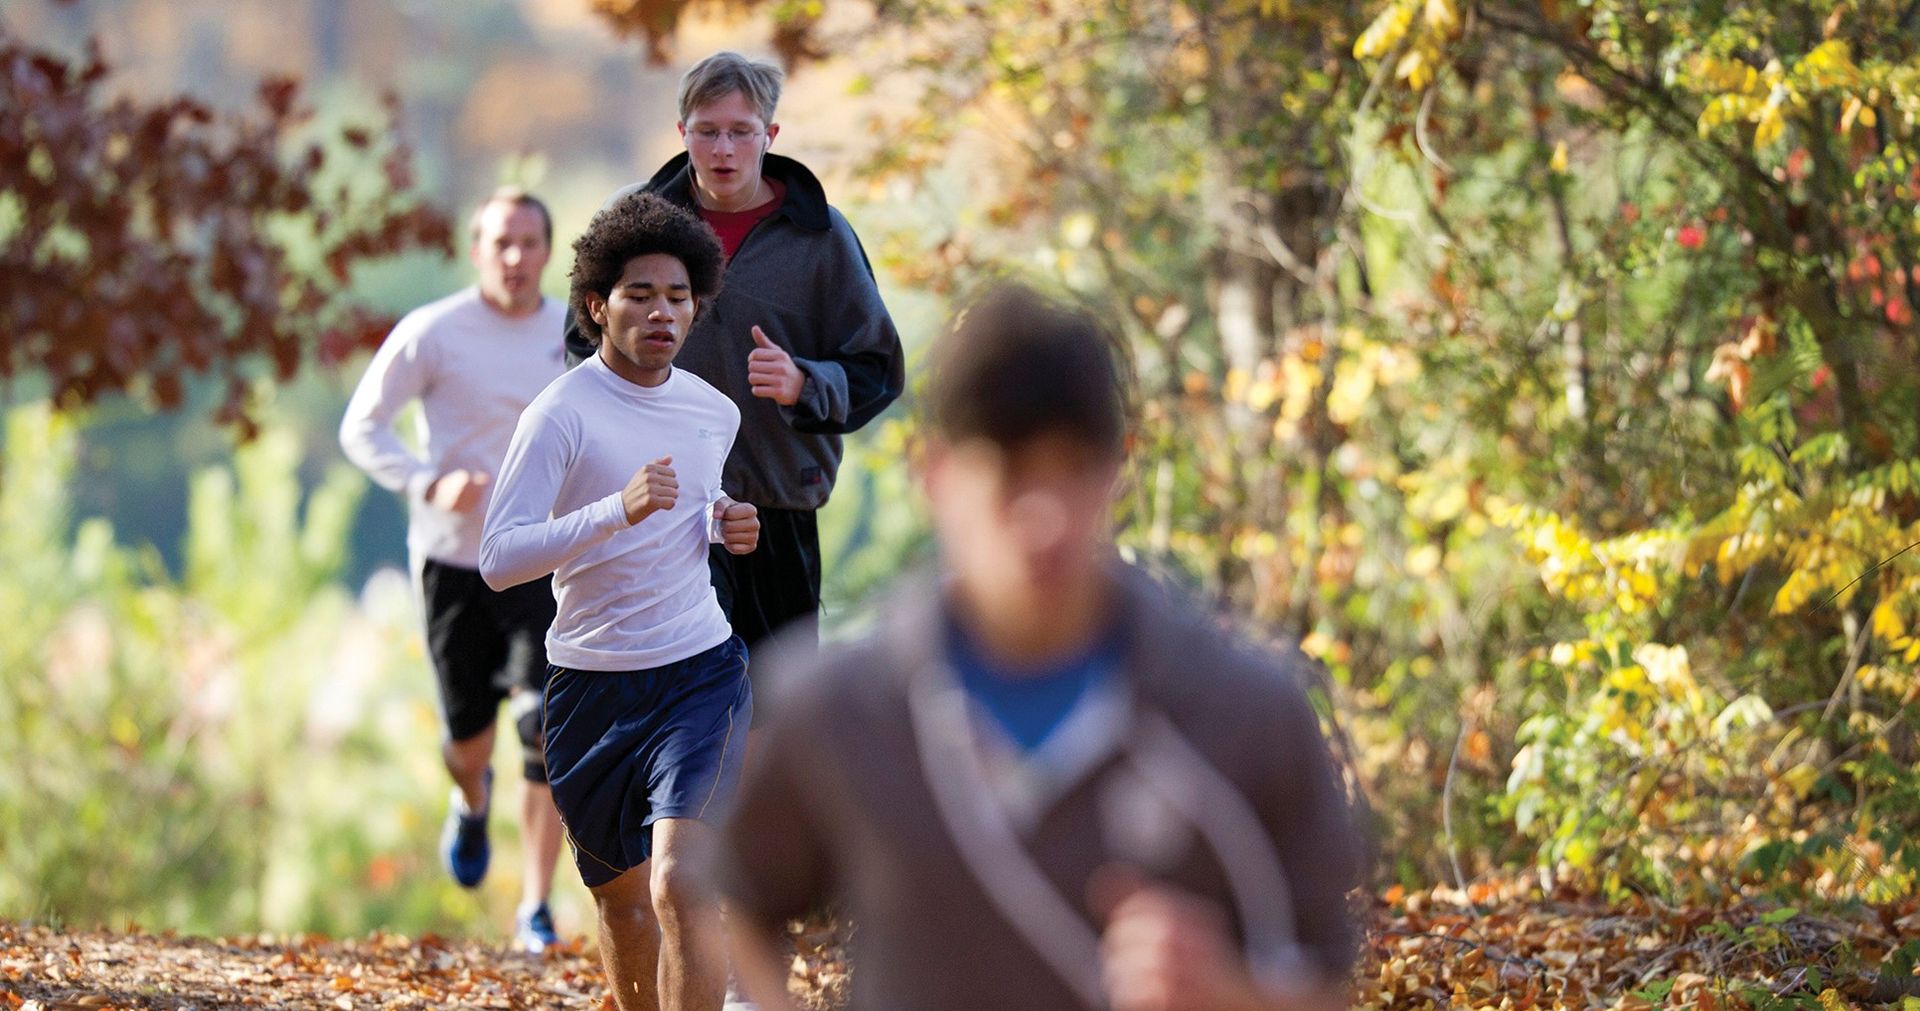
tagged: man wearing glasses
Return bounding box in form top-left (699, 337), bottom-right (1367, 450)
top-left (565, 52), bottom-right (904, 710)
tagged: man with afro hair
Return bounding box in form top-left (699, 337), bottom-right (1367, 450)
top-left (482, 191), bottom-right (761, 1011)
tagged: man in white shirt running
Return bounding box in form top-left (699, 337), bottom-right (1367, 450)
top-left (338, 187), bottom-right (568, 952)
top-left (481, 191), bottom-right (760, 1011)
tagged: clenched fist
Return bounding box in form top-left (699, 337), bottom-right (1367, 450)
top-left (426, 469), bottom-right (491, 513)
top-left (622, 456), bottom-right (678, 525)
top-left (747, 325), bottom-right (804, 406)
top-left (1094, 867), bottom-right (1338, 1011)
top-left (714, 498), bottom-right (761, 555)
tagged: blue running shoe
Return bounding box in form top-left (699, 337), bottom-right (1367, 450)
top-left (515, 902), bottom-right (559, 954)
top-left (440, 770), bottom-right (491, 888)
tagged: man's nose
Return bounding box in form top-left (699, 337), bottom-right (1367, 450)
top-left (502, 246), bottom-right (523, 266)
top-left (1008, 489), bottom-right (1072, 555)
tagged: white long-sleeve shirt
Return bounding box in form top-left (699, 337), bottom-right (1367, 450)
top-left (338, 288), bottom-right (568, 569)
top-left (481, 353), bottom-right (739, 672)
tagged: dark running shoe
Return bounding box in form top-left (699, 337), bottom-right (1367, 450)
top-left (440, 770), bottom-right (491, 888)
top-left (515, 902), bottom-right (559, 954)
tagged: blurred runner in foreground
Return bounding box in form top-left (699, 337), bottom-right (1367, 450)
top-left (721, 281), bottom-right (1367, 1011)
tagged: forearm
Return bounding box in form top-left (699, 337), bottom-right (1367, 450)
top-left (338, 414), bottom-right (431, 495)
top-left (340, 326), bottom-right (433, 493)
top-left (478, 493), bottom-right (627, 590)
top-left (784, 349), bottom-right (901, 434)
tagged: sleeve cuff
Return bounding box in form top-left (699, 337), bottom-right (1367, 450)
top-left (780, 357), bottom-right (848, 427)
top-left (593, 492), bottom-right (630, 530)
top-left (1248, 946), bottom-right (1319, 999)
top-left (405, 470), bottom-right (438, 503)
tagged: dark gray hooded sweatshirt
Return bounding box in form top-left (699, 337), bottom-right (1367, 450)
top-left (564, 152), bottom-right (905, 511)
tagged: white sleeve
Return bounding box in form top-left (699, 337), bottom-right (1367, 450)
top-left (338, 316), bottom-right (436, 499)
top-left (479, 406), bottom-right (630, 591)
top-left (706, 410), bottom-right (741, 544)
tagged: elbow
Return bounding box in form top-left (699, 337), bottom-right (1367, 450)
top-left (336, 417), bottom-right (363, 460)
top-left (476, 537), bottom-right (513, 592)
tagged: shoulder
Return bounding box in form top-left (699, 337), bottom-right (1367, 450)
top-left (519, 365), bottom-right (600, 431)
top-left (674, 367), bottom-right (728, 401)
top-left (1124, 570), bottom-right (1319, 719)
top-left (754, 627), bottom-right (905, 729)
top-left (676, 369), bottom-right (741, 415)
top-left (823, 204), bottom-right (857, 234)
top-left (395, 288), bottom-right (480, 343)
top-left (814, 205), bottom-right (880, 281)
top-left (821, 205), bottom-right (868, 249)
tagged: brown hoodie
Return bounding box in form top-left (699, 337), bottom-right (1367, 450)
top-left (722, 563), bottom-right (1366, 1010)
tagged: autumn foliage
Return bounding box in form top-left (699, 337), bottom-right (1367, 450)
top-left (0, 27), bottom-right (450, 430)
top-left (3, 0), bottom-right (1919, 1006)
top-left (590, 0), bottom-right (1920, 920)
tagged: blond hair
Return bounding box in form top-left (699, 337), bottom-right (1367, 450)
top-left (678, 51), bottom-right (784, 125)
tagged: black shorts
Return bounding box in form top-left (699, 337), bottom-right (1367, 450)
top-left (543, 636), bottom-right (752, 887)
top-left (708, 506), bottom-right (820, 723)
top-left (421, 558), bottom-right (557, 751)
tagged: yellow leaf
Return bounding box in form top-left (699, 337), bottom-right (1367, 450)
top-left (1781, 762), bottom-right (1820, 799)
top-left (1754, 102), bottom-right (1787, 150)
top-left (1872, 599), bottom-right (1907, 643)
top-left (1800, 40), bottom-right (1857, 87)
top-left (1842, 95), bottom-right (1865, 133)
top-left (1354, 0), bottom-right (1415, 60)
top-left (1424, 0), bottom-right (1461, 38)
top-left (1698, 94), bottom-right (1759, 137)
top-left (1406, 543), bottom-right (1442, 577)
top-left (1060, 212), bottom-right (1097, 249)
top-left (1549, 139), bottom-right (1570, 173)
top-left (109, 714), bottom-right (139, 749)
top-left (1395, 49), bottom-right (1432, 91)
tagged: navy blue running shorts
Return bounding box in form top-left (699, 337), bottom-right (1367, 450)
top-left (542, 635), bottom-right (752, 888)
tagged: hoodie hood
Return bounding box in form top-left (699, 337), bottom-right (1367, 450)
top-left (599, 152), bottom-right (833, 233)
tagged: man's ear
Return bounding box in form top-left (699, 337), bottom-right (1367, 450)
top-left (764, 122), bottom-right (779, 148)
top-left (587, 293), bottom-right (610, 328)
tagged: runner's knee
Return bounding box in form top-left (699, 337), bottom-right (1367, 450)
top-left (649, 853), bottom-right (710, 925)
top-left (512, 691), bottom-right (547, 784)
top-left (591, 874), bottom-right (656, 924)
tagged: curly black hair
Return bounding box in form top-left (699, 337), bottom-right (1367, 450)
top-left (569, 190), bottom-right (726, 346)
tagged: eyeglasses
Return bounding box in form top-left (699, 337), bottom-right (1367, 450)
top-left (688, 126), bottom-right (765, 147)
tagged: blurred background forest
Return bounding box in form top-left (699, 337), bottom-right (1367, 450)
top-left (3, 0), bottom-right (1918, 960)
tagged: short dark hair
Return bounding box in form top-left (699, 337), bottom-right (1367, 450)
top-left (469, 186), bottom-right (552, 247)
top-left (925, 281), bottom-right (1129, 458)
top-left (569, 192), bottom-right (726, 347)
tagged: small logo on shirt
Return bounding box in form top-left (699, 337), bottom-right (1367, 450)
top-left (698, 428), bottom-right (716, 440)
